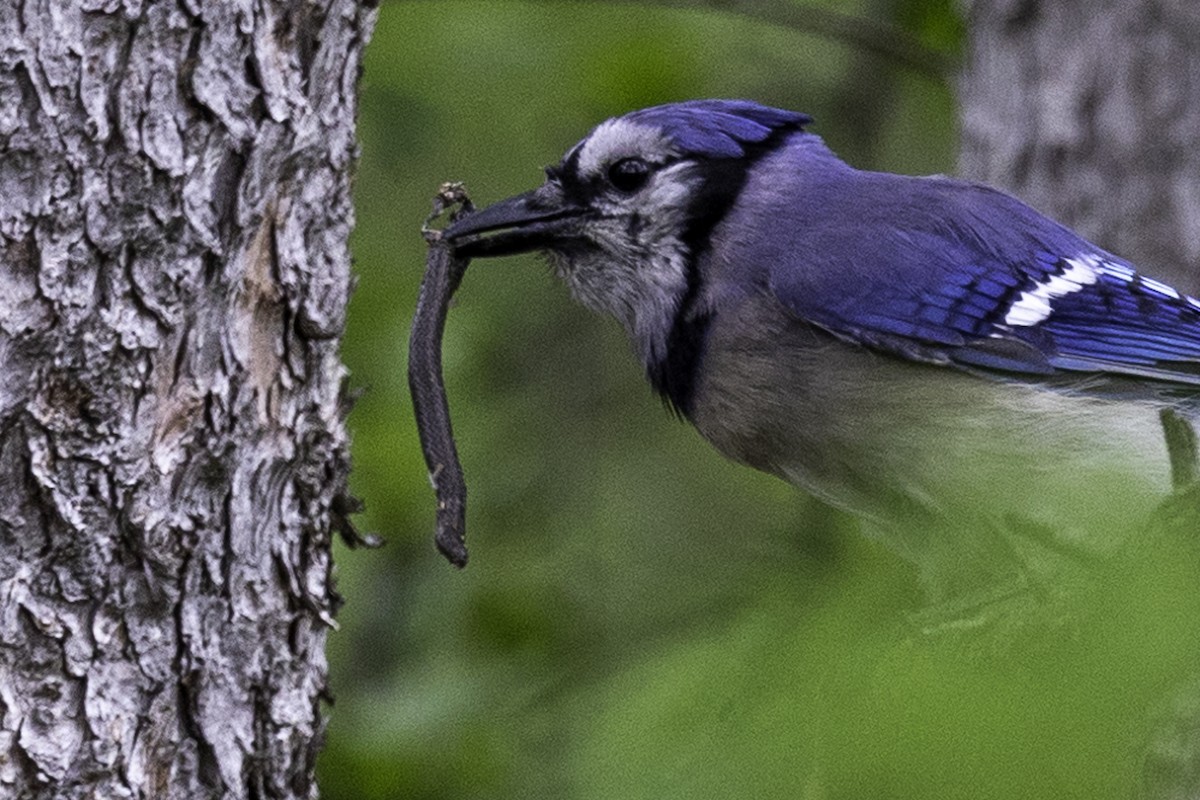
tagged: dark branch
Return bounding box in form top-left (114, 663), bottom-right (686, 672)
top-left (410, 185), bottom-right (475, 567)
top-left (1160, 407), bottom-right (1199, 491)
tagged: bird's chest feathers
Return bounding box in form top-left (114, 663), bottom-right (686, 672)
top-left (554, 221), bottom-right (692, 367)
top-left (689, 295), bottom-right (1174, 540)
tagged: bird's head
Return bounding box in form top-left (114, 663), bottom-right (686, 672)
top-left (444, 100), bottom-right (813, 366)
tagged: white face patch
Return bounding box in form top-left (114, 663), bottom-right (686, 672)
top-left (551, 158), bottom-right (703, 367)
top-left (1003, 255), bottom-right (1101, 327)
top-left (575, 118), bottom-right (678, 179)
top-left (548, 118), bottom-right (703, 369)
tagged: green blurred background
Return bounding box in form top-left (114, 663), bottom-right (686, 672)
top-left (321, 2), bottom-right (1200, 798)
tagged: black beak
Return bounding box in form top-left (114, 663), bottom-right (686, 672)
top-left (443, 186), bottom-right (586, 258)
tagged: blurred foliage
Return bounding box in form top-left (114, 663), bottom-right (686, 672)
top-left (320, 2), bottom-right (1200, 798)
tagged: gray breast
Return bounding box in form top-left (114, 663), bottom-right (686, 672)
top-left (689, 292), bottom-right (1174, 599)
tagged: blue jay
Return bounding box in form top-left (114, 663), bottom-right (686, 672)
top-left (444, 100), bottom-right (1198, 600)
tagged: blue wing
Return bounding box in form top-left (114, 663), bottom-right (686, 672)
top-left (763, 170), bottom-right (1200, 388)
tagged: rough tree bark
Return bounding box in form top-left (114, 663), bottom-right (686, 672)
top-left (0, 1), bottom-right (375, 797)
top-left (957, 0), bottom-right (1200, 293)
top-left (958, 5), bottom-right (1200, 798)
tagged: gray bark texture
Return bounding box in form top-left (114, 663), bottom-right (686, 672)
top-left (959, 5), bottom-right (1200, 798)
top-left (958, 0), bottom-right (1200, 292)
top-left (0, 1), bottom-right (375, 798)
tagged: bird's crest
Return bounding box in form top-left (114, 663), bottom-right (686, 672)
top-left (624, 100), bottom-right (812, 159)
top-left (564, 101), bottom-right (813, 174)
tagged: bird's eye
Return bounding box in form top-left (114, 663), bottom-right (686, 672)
top-left (607, 158), bottom-right (651, 192)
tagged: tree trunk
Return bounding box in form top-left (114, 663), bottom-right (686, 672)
top-left (958, 5), bottom-right (1200, 798)
top-left (958, 0), bottom-right (1200, 292)
top-left (0, 1), bottom-right (374, 797)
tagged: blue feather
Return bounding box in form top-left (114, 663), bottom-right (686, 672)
top-left (625, 100), bottom-right (811, 159)
top-left (740, 157), bottom-right (1200, 387)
